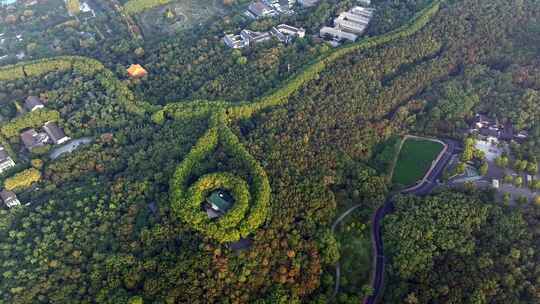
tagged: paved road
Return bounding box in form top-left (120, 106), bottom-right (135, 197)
top-left (363, 139), bottom-right (458, 304)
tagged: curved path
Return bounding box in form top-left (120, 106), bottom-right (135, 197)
top-left (363, 138), bottom-right (458, 304)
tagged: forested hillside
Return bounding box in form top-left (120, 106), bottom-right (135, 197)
top-left (0, 0), bottom-right (539, 303)
top-left (383, 191), bottom-right (540, 303)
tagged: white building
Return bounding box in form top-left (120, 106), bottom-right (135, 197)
top-left (319, 5), bottom-right (374, 43)
top-left (223, 33), bottom-right (249, 49)
top-left (297, 0), bottom-right (318, 7)
top-left (350, 6), bottom-right (375, 18)
top-left (320, 26), bottom-right (358, 42)
top-left (333, 6), bottom-right (374, 34)
top-left (240, 30), bottom-right (272, 45)
top-left (275, 24), bottom-right (306, 38)
top-left (248, 1), bottom-right (278, 18)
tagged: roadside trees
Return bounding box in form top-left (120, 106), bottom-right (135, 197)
top-left (502, 193), bottom-right (511, 205)
top-left (514, 176), bottom-right (524, 188)
top-left (495, 156), bottom-right (509, 168)
top-left (516, 196), bottom-right (529, 205)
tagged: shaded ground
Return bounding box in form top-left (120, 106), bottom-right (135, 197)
top-left (334, 208), bottom-right (372, 300)
top-left (392, 138), bottom-right (444, 186)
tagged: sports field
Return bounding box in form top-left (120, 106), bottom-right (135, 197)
top-left (392, 138), bottom-right (444, 187)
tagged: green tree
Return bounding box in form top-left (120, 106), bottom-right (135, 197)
top-left (479, 162), bottom-right (488, 176)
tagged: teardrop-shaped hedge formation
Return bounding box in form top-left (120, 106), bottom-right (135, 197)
top-left (168, 1), bottom-right (444, 242)
top-left (170, 112), bottom-right (270, 243)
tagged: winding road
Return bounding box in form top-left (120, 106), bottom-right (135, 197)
top-left (362, 139), bottom-right (458, 304)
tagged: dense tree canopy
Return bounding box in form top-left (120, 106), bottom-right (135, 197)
top-left (0, 0), bottom-right (539, 302)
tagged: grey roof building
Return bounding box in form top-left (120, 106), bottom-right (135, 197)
top-left (0, 147), bottom-right (15, 174)
top-left (270, 27), bottom-right (291, 43)
top-left (43, 122), bottom-right (70, 145)
top-left (240, 29), bottom-right (272, 45)
top-left (275, 24), bottom-right (306, 38)
top-left (24, 96), bottom-right (45, 112)
top-left (21, 129), bottom-right (49, 151)
top-left (248, 1), bottom-right (277, 18)
top-left (320, 26), bottom-right (358, 42)
top-left (1, 190), bottom-right (20, 208)
top-left (223, 33), bottom-right (249, 49)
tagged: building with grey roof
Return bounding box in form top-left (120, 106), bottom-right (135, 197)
top-left (24, 96), bottom-right (44, 112)
top-left (43, 121), bottom-right (70, 145)
top-left (248, 1), bottom-right (277, 18)
top-left (240, 30), bottom-right (273, 45)
top-left (223, 33), bottom-right (249, 49)
top-left (320, 26), bottom-right (358, 42)
top-left (275, 24), bottom-right (306, 38)
top-left (20, 129), bottom-right (49, 151)
top-left (1, 190), bottom-right (20, 208)
top-left (0, 147), bottom-right (15, 174)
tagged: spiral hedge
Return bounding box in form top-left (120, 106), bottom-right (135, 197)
top-left (170, 112), bottom-right (271, 243)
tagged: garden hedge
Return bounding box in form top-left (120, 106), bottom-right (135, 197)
top-left (170, 111), bottom-right (270, 243)
top-left (167, 0), bottom-right (443, 242)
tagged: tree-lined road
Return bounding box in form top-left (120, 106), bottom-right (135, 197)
top-left (363, 139), bottom-right (458, 304)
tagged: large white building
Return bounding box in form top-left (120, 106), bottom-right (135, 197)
top-left (223, 33), bottom-right (249, 49)
top-left (320, 26), bottom-right (358, 42)
top-left (334, 6), bottom-right (375, 34)
top-left (319, 5), bottom-right (374, 43)
top-left (248, 1), bottom-right (278, 18)
top-left (275, 24), bottom-right (306, 38)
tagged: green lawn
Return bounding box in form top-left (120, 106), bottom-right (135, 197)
top-left (392, 138), bottom-right (444, 187)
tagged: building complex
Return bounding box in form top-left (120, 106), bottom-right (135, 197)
top-left (320, 5), bottom-right (375, 44)
top-left (223, 24), bottom-right (305, 49)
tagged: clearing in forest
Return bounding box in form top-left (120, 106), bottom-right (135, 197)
top-left (392, 137), bottom-right (444, 187)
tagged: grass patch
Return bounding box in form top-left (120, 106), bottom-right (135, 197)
top-left (392, 138), bottom-right (443, 187)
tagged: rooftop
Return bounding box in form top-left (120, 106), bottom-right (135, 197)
top-left (25, 96), bottom-right (44, 111)
top-left (0, 189), bottom-right (17, 203)
top-left (206, 190), bottom-right (234, 213)
top-left (0, 149), bottom-right (10, 163)
top-left (127, 64), bottom-right (148, 78)
top-left (43, 121), bottom-right (69, 145)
